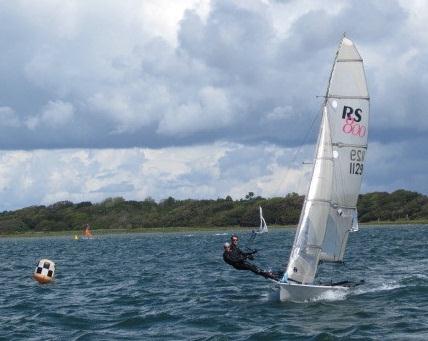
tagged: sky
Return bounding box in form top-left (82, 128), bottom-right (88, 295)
top-left (0, 0), bottom-right (427, 210)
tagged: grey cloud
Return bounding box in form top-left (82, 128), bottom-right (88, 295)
top-left (26, 100), bottom-right (74, 130)
top-left (0, 106), bottom-right (20, 127)
top-left (363, 139), bottom-right (428, 194)
top-left (218, 145), bottom-right (275, 182)
top-left (179, 1), bottom-right (274, 83)
top-left (0, 0), bottom-right (420, 150)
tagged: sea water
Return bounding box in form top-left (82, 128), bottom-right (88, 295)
top-left (0, 225), bottom-right (427, 340)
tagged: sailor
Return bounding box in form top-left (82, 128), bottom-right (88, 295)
top-left (223, 235), bottom-right (279, 280)
top-left (229, 234), bottom-right (252, 255)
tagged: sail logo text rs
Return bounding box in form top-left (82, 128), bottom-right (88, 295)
top-left (342, 106), bottom-right (362, 122)
top-left (341, 106), bottom-right (366, 137)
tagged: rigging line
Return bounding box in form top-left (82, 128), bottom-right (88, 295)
top-left (270, 104), bottom-right (322, 224)
top-left (290, 107), bottom-right (323, 166)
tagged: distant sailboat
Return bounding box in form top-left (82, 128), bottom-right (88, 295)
top-left (277, 36), bottom-right (369, 301)
top-left (257, 206), bottom-right (268, 234)
top-left (248, 206), bottom-right (269, 244)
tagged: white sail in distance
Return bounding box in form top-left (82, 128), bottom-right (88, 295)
top-left (258, 206), bottom-right (268, 234)
top-left (286, 37), bottom-right (369, 284)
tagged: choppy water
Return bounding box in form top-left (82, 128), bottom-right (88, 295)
top-left (0, 225), bottom-right (427, 340)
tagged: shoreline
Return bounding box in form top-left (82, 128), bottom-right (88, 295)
top-left (1, 221), bottom-right (427, 238)
top-left (0, 225), bottom-right (294, 238)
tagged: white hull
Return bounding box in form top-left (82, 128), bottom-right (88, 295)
top-left (278, 282), bottom-right (349, 302)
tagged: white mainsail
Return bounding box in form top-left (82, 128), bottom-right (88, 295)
top-left (258, 206), bottom-right (268, 234)
top-left (286, 37), bottom-right (369, 284)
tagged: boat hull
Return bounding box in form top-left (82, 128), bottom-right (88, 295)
top-left (278, 282), bottom-right (349, 302)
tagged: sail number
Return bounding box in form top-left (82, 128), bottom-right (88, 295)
top-left (342, 117), bottom-right (366, 137)
top-left (349, 149), bottom-right (365, 175)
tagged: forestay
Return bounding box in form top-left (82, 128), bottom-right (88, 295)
top-left (286, 37), bottom-right (369, 284)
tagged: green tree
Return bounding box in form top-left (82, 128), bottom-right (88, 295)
top-left (245, 192), bottom-right (255, 200)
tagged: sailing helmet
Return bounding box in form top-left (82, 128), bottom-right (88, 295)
top-left (224, 242), bottom-right (231, 248)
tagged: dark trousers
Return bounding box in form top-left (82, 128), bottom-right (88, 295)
top-left (232, 261), bottom-right (278, 280)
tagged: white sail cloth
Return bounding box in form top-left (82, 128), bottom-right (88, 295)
top-left (286, 37), bottom-right (369, 284)
top-left (258, 206), bottom-right (268, 233)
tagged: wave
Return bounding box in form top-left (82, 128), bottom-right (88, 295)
top-left (353, 280), bottom-right (402, 296)
top-left (308, 289), bottom-right (349, 302)
top-left (266, 286), bottom-right (349, 303)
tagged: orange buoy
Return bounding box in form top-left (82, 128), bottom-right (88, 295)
top-left (33, 259), bottom-right (55, 284)
top-left (83, 224), bottom-right (93, 238)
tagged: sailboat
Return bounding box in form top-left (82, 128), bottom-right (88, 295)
top-left (248, 206), bottom-right (268, 244)
top-left (257, 206), bottom-right (268, 234)
top-left (277, 36), bottom-right (369, 301)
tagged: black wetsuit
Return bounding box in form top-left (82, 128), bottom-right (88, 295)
top-left (223, 246), bottom-right (278, 280)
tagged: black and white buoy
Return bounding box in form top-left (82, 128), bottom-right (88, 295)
top-left (33, 259), bottom-right (55, 284)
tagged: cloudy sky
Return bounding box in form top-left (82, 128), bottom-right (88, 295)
top-left (0, 0), bottom-right (427, 210)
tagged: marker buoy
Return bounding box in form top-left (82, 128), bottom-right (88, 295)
top-left (33, 259), bottom-right (55, 284)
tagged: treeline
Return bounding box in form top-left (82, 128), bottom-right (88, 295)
top-left (0, 190), bottom-right (427, 234)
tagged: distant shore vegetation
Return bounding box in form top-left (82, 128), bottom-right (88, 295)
top-left (0, 190), bottom-right (427, 235)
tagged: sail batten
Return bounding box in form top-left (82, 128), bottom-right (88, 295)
top-left (327, 95), bottom-right (369, 100)
top-left (336, 59), bottom-right (363, 62)
top-left (286, 37), bottom-right (369, 283)
top-left (306, 199), bottom-right (332, 204)
top-left (332, 143), bottom-right (368, 148)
